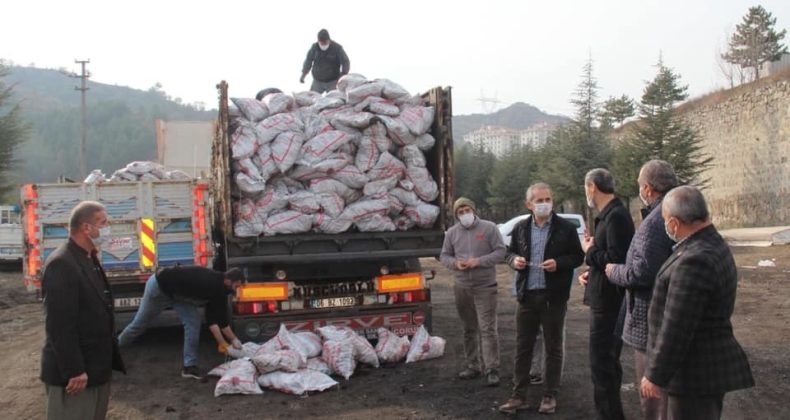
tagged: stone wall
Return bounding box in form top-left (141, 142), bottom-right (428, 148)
top-left (678, 77), bottom-right (790, 228)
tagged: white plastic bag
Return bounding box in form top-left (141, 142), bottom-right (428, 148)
top-left (331, 164), bottom-right (368, 189)
top-left (271, 131), bottom-right (305, 173)
top-left (294, 91), bottom-right (322, 107)
top-left (310, 153), bottom-right (351, 173)
top-left (300, 130), bottom-right (354, 164)
top-left (311, 95), bottom-right (346, 113)
top-left (387, 193), bottom-right (405, 216)
top-left (355, 213), bottom-right (396, 233)
top-left (406, 166), bottom-right (439, 202)
top-left (367, 152), bottom-right (406, 181)
top-left (363, 176), bottom-right (400, 197)
top-left (288, 191), bottom-right (321, 214)
top-left (332, 111), bottom-right (375, 129)
top-left (337, 73), bottom-right (368, 93)
top-left (254, 183), bottom-right (290, 217)
top-left (398, 145), bottom-right (427, 168)
top-left (378, 115), bottom-right (416, 146)
top-left (416, 133), bottom-right (436, 151)
top-left (263, 92), bottom-right (294, 115)
top-left (235, 172), bottom-right (267, 195)
top-left (322, 340), bottom-right (356, 380)
top-left (208, 361), bottom-right (234, 377)
top-left (312, 213), bottom-right (353, 234)
top-left (347, 81), bottom-right (384, 105)
top-left (355, 137), bottom-right (380, 172)
top-left (231, 97), bottom-right (270, 122)
top-left (126, 161), bottom-right (165, 176)
top-left (303, 112), bottom-right (334, 139)
top-left (398, 106), bottom-right (435, 136)
top-left (294, 332), bottom-right (323, 359)
top-left (257, 112), bottom-right (304, 144)
top-left (110, 168), bottom-right (137, 182)
top-left (405, 325), bottom-right (446, 363)
top-left (306, 357), bottom-right (332, 376)
top-left (84, 169), bottom-right (105, 184)
top-left (234, 199), bottom-right (263, 237)
top-left (404, 202), bottom-right (441, 228)
top-left (350, 332), bottom-right (380, 367)
top-left (227, 341), bottom-right (263, 359)
top-left (165, 169), bottom-right (191, 180)
top-left (316, 192), bottom-right (345, 218)
top-left (375, 328), bottom-right (411, 364)
top-left (234, 157), bottom-right (264, 181)
top-left (310, 177), bottom-right (361, 203)
top-left (231, 122), bottom-right (259, 159)
top-left (340, 198), bottom-right (390, 222)
top-left (251, 349), bottom-right (305, 373)
top-left (253, 144), bottom-right (279, 181)
top-left (263, 211), bottom-right (314, 236)
top-left (214, 359), bottom-right (263, 397)
top-left (378, 78), bottom-right (411, 102)
top-left (257, 369), bottom-right (338, 395)
top-left (394, 214), bottom-right (416, 231)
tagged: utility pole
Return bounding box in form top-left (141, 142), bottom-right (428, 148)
top-left (73, 59), bottom-right (90, 178)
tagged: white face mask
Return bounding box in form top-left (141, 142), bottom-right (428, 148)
top-left (639, 184), bottom-right (650, 207)
top-left (586, 191), bottom-right (595, 209)
top-left (664, 218), bottom-right (677, 242)
top-left (533, 202), bottom-right (552, 217)
top-left (319, 42), bottom-right (330, 51)
top-left (459, 213), bottom-right (475, 228)
top-left (90, 225), bottom-right (111, 247)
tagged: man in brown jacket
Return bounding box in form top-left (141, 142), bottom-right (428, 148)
top-left (440, 197), bottom-right (506, 386)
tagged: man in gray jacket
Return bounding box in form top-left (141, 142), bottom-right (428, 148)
top-left (605, 160), bottom-right (677, 419)
top-left (440, 197), bottom-right (506, 386)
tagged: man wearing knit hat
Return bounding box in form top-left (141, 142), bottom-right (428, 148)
top-left (440, 197), bottom-right (506, 386)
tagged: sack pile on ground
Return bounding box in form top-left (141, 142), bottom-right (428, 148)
top-left (228, 74), bottom-right (441, 237)
top-left (83, 161), bottom-right (192, 184)
top-left (210, 324), bottom-right (444, 397)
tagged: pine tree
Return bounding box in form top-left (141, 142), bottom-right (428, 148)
top-left (600, 95), bottom-right (635, 129)
top-left (0, 63), bottom-right (28, 198)
top-left (613, 60), bottom-right (712, 197)
top-left (723, 5), bottom-right (788, 80)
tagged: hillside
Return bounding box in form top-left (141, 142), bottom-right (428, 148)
top-left (452, 102), bottom-right (569, 143)
top-left (5, 66), bottom-right (215, 183)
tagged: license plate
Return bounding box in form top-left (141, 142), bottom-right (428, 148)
top-left (311, 296), bottom-right (356, 309)
top-left (114, 297), bottom-right (142, 308)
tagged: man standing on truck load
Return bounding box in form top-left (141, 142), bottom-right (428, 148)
top-left (579, 168), bottom-right (635, 420)
top-left (300, 28), bottom-right (350, 93)
top-left (440, 197), bottom-right (506, 387)
top-left (498, 183), bottom-right (584, 415)
top-left (118, 266), bottom-right (245, 380)
top-left (40, 201), bottom-right (126, 420)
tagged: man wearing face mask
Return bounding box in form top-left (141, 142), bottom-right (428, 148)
top-left (440, 197), bottom-right (506, 387)
top-left (641, 186), bottom-right (753, 419)
top-left (603, 160), bottom-right (677, 420)
top-left (118, 265), bottom-right (246, 380)
top-left (499, 183), bottom-right (584, 415)
top-left (579, 168), bottom-right (634, 420)
top-left (300, 28), bottom-right (350, 93)
top-left (40, 201), bottom-right (126, 420)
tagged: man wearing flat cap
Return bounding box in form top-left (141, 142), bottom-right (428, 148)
top-left (300, 28), bottom-right (350, 93)
top-left (440, 197), bottom-right (506, 387)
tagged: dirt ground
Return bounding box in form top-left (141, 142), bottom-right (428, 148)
top-left (1, 245), bottom-right (788, 420)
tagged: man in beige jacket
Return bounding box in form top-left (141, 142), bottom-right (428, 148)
top-left (440, 197), bottom-right (506, 386)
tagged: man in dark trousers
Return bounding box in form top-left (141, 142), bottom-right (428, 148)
top-left (605, 160), bottom-right (678, 420)
top-left (641, 186), bottom-right (754, 419)
top-left (118, 266), bottom-right (245, 379)
top-left (300, 28), bottom-right (350, 93)
top-left (40, 201), bottom-right (126, 420)
top-left (498, 183), bottom-right (584, 415)
top-left (579, 168), bottom-right (634, 420)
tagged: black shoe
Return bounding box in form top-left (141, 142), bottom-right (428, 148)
top-left (530, 373), bottom-right (544, 385)
top-left (181, 365), bottom-right (205, 380)
top-left (486, 369), bottom-right (500, 387)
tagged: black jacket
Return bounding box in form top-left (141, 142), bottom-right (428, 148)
top-left (646, 225), bottom-right (754, 394)
top-left (40, 239), bottom-right (126, 387)
top-left (156, 266), bottom-right (232, 328)
top-left (302, 41), bottom-right (350, 82)
top-left (583, 198), bottom-right (634, 312)
top-left (506, 213), bottom-right (584, 304)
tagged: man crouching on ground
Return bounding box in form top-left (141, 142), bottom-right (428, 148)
top-left (440, 197), bottom-right (506, 386)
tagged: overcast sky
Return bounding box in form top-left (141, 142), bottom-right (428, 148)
top-left (3, 0), bottom-right (788, 117)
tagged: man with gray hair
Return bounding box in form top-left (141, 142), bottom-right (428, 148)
top-left (580, 168), bottom-right (634, 420)
top-left (40, 201), bottom-right (126, 420)
top-left (604, 160), bottom-right (677, 419)
top-left (641, 186), bottom-right (753, 419)
top-left (498, 183), bottom-right (583, 414)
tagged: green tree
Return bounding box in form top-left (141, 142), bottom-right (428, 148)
top-left (0, 64), bottom-right (28, 198)
top-left (537, 57), bottom-right (611, 211)
top-left (600, 95), bottom-right (635, 129)
top-left (453, 141), bottom-right (495, 213)
top-left (723, 5), bottom-right (788, 81)
top-left (613, 60), bottom-right (713, 198)
top-left (488, 144), bottom-right (536, 219)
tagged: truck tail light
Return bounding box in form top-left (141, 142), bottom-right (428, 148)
top-left (237, 283), bottom-right (289, 301)
top-left (234, 301), bottom-right (278, 315)
top-left (192, 183), bottom-right (210, 266)
top-left (389, 289), bottom-right (430, 304)
top-left (22, 184), bottom-right (42, 290)
top-left (376, 272), bottom-right (424, 293)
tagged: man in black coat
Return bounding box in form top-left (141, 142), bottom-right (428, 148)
top-left (40, 201), bottom-right (125, 420)
top-left (498, 183), bottom-right (584, 415)
top-left (641, 186), bottom-right (754, 419)
top-left (580, 168), bottom-right (634, 420)
top-left (300, 28), bottom-right (350, 93)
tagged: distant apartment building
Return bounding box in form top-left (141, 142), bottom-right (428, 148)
top-left (462, 123), bottom-right (555, 158)
top-left (759, 53), bottom-right (790, 78)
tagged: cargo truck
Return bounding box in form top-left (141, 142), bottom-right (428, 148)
top-left (212, 81), bottom-right (454, 342)
top-left (21, 179), bottom-right (213, 327)
top-left (0, 205), bottom-right (23, 265)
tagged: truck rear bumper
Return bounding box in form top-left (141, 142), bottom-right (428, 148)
top-left (233, 302), bottom-right (432, 343)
